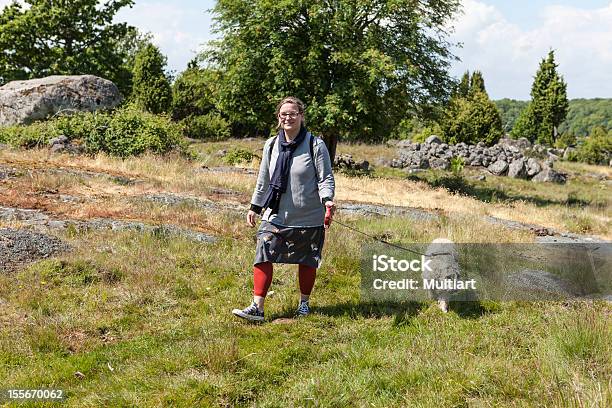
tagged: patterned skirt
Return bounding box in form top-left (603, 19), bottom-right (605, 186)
top-left (254, 221), bottom-right (325, 268)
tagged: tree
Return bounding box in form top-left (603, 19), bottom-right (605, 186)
top-left (441, 70), bottom-right (502, 145)
top-left (204, 0), bottom-right (461, 159)
top-left (132, 44), bottom-right (172, 114)
top-left (511, 50), bottom-right (568, 145)
top-left (469, 70), bottom-right (486, 96)
top-left (441, 90), bottom-right (502, 145)
top-left (455, 71), bottom-right (470, 98)
top-left (171, 63), bottom-right (230, 140)
top-left (0, 0), bottom-right (137, 94)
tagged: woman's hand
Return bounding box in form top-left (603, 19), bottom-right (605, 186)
top-left (246, 210), bottom-right (258, 227)
top-left (324, 200), bottom-right (336, 229)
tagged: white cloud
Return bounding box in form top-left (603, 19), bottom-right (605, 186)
top-left (115, 1), bottom-right (214, 75)
top-left (451, 0), bottom-right (612, 99)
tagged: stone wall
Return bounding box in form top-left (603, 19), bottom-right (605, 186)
top-left (391, 136), bottom-right (567, 183)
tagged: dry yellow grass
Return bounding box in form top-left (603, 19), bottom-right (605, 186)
top-left (1, 147), bottom-right (610, 239)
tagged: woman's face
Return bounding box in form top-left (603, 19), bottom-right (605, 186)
top-left (278, 103), bottom-right (302, 132)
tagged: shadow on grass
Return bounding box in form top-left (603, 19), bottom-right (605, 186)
top-left (407, 174), bottom-right (594, 208)
top-left (304, 300), bottom-right (495, 322)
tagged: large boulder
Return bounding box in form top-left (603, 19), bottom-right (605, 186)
top-left (508, 158), bottom-right (528, 179)
top-left (532, 167), bottom-right (567, 184)
top-left (487, 159), bottom-right (509, 176)
top-left (526, 158), bottom-right (541, 177)
top-left (0, 75), bottom-right (122, 126)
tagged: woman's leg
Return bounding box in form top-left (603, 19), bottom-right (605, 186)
top-left (298, 264), bottom-right (317, 301)
top-left (253, 262), bottom-right (273, 310)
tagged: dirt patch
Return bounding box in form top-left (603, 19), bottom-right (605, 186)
top-left (0, 228), bottom-right (70, 272)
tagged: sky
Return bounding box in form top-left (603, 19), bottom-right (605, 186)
top-left (2, 0), bottom-right (611, 100)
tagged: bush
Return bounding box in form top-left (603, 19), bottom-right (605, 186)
top-left (575, 126), bottom-right (612, 165)
top-left (181, 112), bottom-right (230, 140)
top-left (0, 106), bottom-right (185, 157)
top-left (0, 122), bottom-right (59, 148)
top-left (441, 91), bottom-right (503, 146)
top-left (554, 132), bottom-right (577, 149)
top-left (224, 148), bottom-right (253, 165)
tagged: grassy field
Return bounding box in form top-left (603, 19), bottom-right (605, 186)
top-left (0, 140), bottom-right (611, 407)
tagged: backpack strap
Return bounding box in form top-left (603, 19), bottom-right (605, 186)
top-left (309, 133), bottom-right (320, 183)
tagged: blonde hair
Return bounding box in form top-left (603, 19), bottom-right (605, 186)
top-left (275, 96), bottom-right (306, 129)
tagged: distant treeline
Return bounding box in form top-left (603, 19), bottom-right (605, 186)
top-left (495, 98), bottom-right (612, 137)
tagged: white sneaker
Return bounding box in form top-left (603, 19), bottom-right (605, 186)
top-left (232, 302), bottom-right (264, 322)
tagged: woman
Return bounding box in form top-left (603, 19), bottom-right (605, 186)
top-left (232, 96), bottom-right (335, 322)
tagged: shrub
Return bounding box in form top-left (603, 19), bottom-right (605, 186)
top-left (181, 112), bottom-right (230, 140)
top-left (88, 106), bottom-right (184, 157)
top-left (0, 122), bottom-right (59, 148)
top-left (0, 106), bottom-right (185, 157)
top-left (441, 91), bottom-right (503, 146)
top-left (224, 148), bottom-right (253, 165)
top-left (575, 126), bottom-right (611, 165)
top-left (412, 123), bottom-right (443, 143)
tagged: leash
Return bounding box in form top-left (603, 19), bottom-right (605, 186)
top-left (330, 217), bottom-right (428, 257)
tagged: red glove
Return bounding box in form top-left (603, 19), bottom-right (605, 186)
top-left (324, 206), bottom-right (333, 228)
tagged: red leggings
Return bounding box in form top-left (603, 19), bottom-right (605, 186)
top-left (253, 262), bottom-right (316, 297)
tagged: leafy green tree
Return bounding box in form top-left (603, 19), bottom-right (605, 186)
top-left (132, 44), bottom-right (172, 114)
top-left (440, 70), bottom-right (502, 145)
top-left (204, 0), bottom-right (461, 159)
top-left (172, 62), bottom-right (219, 121)
top-left (0, 0), bottom-right (137, 94)
top-left (511, 50), bottom-right (568, 145)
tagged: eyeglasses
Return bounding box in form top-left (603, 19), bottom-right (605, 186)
top-left (278, 112), bottom-right (301, 119)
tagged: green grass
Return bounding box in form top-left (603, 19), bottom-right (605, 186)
top-left (0, 141), bottom-right (611, 406)
top-left (1, 211), bottom-right (610, 407)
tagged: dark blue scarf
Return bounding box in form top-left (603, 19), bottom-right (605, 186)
top-left (261, 126), bottom-right (308, 214)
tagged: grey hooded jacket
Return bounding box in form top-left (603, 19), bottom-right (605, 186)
top-left (250, 132), bottom-right (335, 227)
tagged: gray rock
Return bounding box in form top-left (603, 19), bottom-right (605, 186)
top-left (424, 135), bottom-right (442, 145)
top-left (532, 168), bottom-right (567, 184)
top-left (396, 139), bottom-right (414, 148)
top-left (376, 158), bottom-right (391, 167)
top-left (508, 158), bottom-right (527, 179)
top-left (428, 157), bottom-right (450, 170)
top-left (487, 160), bottom-right (509, 176)
top-left (526, 158), bottom-right (541, 177)
top-left (0, 75), bottom-right (122, 126)
top-left (48, 135), bottom-right (68, 147)
top-left (50, 143), bottom-right (67, 154)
